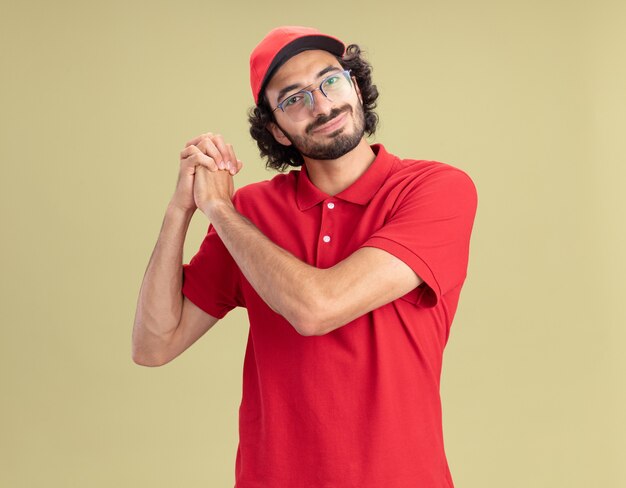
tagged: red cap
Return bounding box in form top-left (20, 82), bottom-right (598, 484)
top-left (249, 26), bottom-right (346, 105)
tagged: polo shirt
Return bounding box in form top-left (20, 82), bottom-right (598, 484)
top-left (182, 143), bottom-right (478, 488)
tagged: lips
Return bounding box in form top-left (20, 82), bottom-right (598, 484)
top-left (311, 111), bottom-right (348, 134)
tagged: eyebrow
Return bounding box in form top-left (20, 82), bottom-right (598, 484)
top-left (276, 65), bottom-right (343, 103)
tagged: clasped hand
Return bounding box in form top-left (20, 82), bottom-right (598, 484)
top-left (173, 132), bottom-right (244, 217)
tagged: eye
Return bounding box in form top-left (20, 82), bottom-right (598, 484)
top-left (322, 75), bottom-right (344, 91)
top-left (283, 93), bottom-right (304, 107)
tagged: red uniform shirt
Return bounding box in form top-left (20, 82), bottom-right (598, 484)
top-left (182, 144), bottom-right (478, 488)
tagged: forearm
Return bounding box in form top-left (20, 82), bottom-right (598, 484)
top-left (132, 204), bottom-right (195, 362)
top-left (205, 201), bottom-right (322, 334)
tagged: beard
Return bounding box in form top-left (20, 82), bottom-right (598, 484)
top-left (278, 101), bottom-right (366, 161)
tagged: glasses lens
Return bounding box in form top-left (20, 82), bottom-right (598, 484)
top-left (321, 71), bottom-right (351, 100)
top-left (281, 92), bottom-right (313, 121)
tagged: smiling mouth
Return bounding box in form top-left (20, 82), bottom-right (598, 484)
top-left (311, 112), bottom-right (348, 134)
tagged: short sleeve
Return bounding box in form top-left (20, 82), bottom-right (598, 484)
top-left (361, 167), bottom-right (478, 308)
top-left (182, 223), bottom-right (245, 319)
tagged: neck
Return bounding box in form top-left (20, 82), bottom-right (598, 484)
top-left (302, 139), bottom-right (376, 196)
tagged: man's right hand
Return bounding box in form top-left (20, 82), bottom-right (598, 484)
top-left (169, 132), bottom-right (243, 213)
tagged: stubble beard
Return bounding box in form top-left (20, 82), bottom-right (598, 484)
top-left (280, 101), bottom-right (366, 161)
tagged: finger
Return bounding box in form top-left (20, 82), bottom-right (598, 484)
top-left (186, 146), bottom-right (219, 171)
top-left (180, 151), bottom-right (203, 174)
top-left (180, 145), bottom-right (197, 159)
top-left (226, 144), bottom-right (238, 174)
top-left (209, 134), bottom-right (231, 171)
top-left (196, 137), bottom-right (226, 170)
top-left (185, 132), bottom-right (214, 148)
top-left (235, 158), bottom-right (244, 173)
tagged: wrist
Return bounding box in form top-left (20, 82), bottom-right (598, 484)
top-left (200, 198), bottom-right (235, 221)
top-left (166, 202), bottom-right (196, 220)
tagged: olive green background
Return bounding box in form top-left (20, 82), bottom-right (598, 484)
top-left (1, 0), bottom-right (624, 486)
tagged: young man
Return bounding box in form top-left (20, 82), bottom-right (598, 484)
top-left (133, 26), bottom-right (478, 488)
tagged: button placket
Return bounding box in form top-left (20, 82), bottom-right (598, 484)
top-left (316, 199), bottom-right (337, 266)
top-left (321, 200), bottom-right (335, 245)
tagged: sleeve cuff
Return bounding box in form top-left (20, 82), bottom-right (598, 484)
top-left (361, 236), bottom-right (441, 308)
top-left (182, 264), bottom-right (230, 319)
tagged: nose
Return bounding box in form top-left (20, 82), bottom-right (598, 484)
top-left (309, 87), bottom-right (334, 117)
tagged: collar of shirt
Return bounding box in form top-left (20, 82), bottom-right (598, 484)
top-left (295, 143), bottom-right (397, 211)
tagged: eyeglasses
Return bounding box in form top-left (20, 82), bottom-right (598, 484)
top-left (272, 69), bottom-right (353, 121)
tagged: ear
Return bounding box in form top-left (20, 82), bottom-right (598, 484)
top-left (266, 122), bottom-right (292, 146)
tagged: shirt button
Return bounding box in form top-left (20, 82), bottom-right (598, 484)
top-left (322, 235), bottom-right (331, 243)
top-left (327, 202), bottom-right (335, 209)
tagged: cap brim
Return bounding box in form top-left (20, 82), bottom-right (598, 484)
top-left (259, 35), bottom-right (345, 103)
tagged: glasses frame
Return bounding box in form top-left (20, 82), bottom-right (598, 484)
top-left (272, 69), bottom-right (353, 118)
